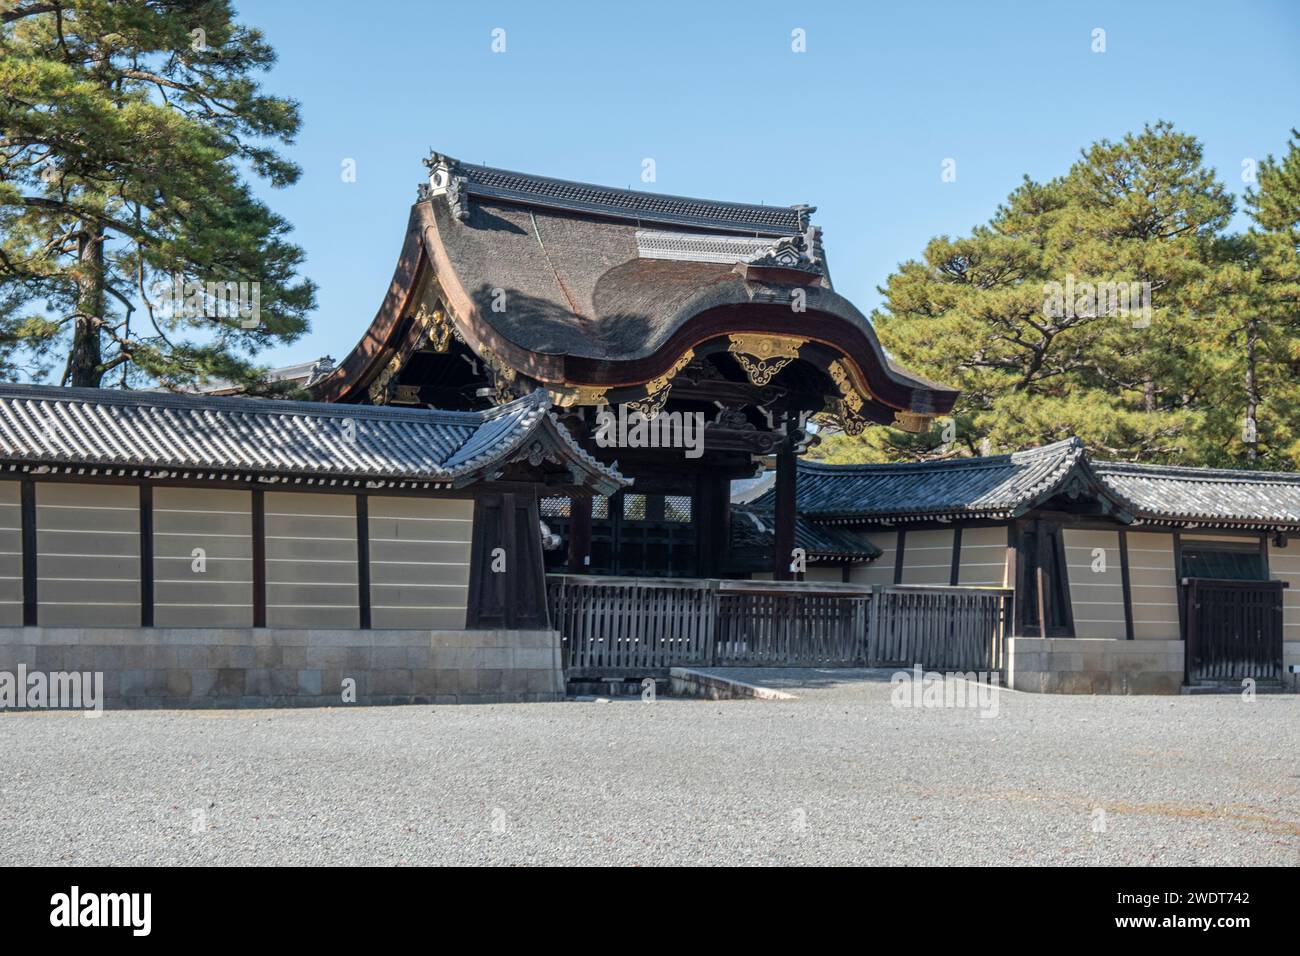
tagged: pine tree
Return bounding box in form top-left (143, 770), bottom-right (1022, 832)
top-left (816, 122), bottom-right (1238, 465)
top-left (0, 0), bottom-right (314, 389)
top-left (1231, 131), bottom-right (1300, 467)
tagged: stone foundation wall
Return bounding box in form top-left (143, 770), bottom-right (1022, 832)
top-left (1007, 637), bottom-right (1184, 695)
top-left (0, 626), bottom-right (564, 708)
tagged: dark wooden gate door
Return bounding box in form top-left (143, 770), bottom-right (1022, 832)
top-left (1182, 578), bottom-right (1285, 682)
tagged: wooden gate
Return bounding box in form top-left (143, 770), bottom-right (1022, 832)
top-left (1181, 578), bottom-right (1285, 683)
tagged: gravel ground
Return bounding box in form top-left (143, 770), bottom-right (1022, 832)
top-left (1, 671), bottom-right (1296, 866)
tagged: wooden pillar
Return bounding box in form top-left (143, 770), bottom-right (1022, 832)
top-left (252, 489), bottom-right (266, 628)
top-left (773, 444), bottom-right (797, 581)
top-left (356, 494), bottom-right (371, 629)
top-left (1034, 520), bottom-right (1049, 636)
top-left (20, 479), bottom-right (37, 626)
top-left (140, 485), bottom-right (154, 627)
top-left (695, 472), bottom-right (731, 578)
top-left (567, 494), bottom-right (592, 573)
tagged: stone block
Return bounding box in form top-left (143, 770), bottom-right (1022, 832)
top-left (33, 645), bottom-right (65, 670)
top-left (1127, 673), bottom-right (1182, 695)
top-left (213, 668), bottom-right (244, 696)
top-left (449, 669), bottom-right (479, 696)
top-left (269, 668), bottom-right (299, 696)
top-left (472, 647), bottom-right (509, 669)
top-left (510, 648), bottom-right (553, 669)
top-left (410, 669), bottom-right (440, 695)
top-left (93, 646), bottom-right (125, 670)
top-left (143, 669), bottom-right (170, 696)
top-left (244, 668), bottom-right (273, 697)
top-left (120, 669), bottom-right (146, 697)
top-left (228, 645), bottom-right (256, 668)
top-left (3, 645), bottom-right (36, 668)
top-left (296, 670), bottom-right (322, 696)
top-left (372, 646), bottom-right (410, 669)
top-left (166, 670), bottom-right (192, 698)
top-left (1115, 653), bottom-right (1169, 673)
top-left (124, 645), bottom-right (150, 668)
top-left (305, 645), bottom-right (349, 667)
top-left (526, 669), bottom-right (560, 695)
top-left (371, 669), bottom-right (412, 696)
top-left (190, 669), bottom-right (217, 698)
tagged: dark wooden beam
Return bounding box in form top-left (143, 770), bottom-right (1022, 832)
top-left (1172, 531), bottom-right (1185, 668)
top-left (1035, 520), bottom-right (1049, 638)
top-left (140, 484), bottom-right (154, 627)
top-left (694, 472), bottom-right (731, 578)
top-left (665, 380), bottom-right (788, 406)
top-left (1005, 522), bottom-right (1020, 636)
top-left (567, 494), bottom-right (592, 573)
top-left (893, 529), bottom-right (906, 585)
top-left (356, 494), bottom-right (371, 629)
top-left (1052, 524), bottom-right (1075, 637)
top-left (252, 489), bottom-right (266, 628)
top-left (20, 479), bottom-right (36, 626)
top-left (1118, 529), bottom-right (1134, 641)
top-left (773, 444), bottom-right (796, 580)
top-left (949, 526), bottom-right (963, 586)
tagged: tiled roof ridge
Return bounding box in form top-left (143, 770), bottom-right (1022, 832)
top-left (799, 437), bottom-right (1082, 475)
top-left (424, 150), bottom-right (809, 236)
top-left (0, 381), bottom-right (521, 426)
top-left (1096, 458), bottom-right (1300, 485)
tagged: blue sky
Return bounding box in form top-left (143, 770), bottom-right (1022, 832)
top-left (235, 0), bottom-right (1300, 368)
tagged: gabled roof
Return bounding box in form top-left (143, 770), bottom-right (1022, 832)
top-left (0, 384), bottom-right (626, 494)
top-left (1095, 460), bottom-right (1300, 530)
top-left (768, 438), bottom-right (1129, 524)
top-left (772, 438), bottom-right (1300, 532)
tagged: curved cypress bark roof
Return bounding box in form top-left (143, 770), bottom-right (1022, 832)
top-left (312, 152), bottom-right (958, 419)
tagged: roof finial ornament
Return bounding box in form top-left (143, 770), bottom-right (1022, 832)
top-left (744, 233), bottom-right (822, 277)
top-left (423, 150), bottom-right (471, 221)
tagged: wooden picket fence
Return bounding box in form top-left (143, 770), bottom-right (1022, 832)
top-left (547, 575), bottom-right (1013, 678)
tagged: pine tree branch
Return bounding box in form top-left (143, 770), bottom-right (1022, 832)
top-left (1, 3), bottom-right (57, 24)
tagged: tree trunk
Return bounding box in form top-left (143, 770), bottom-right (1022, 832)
top-left (1245, 317), bottom-right (1259, 464)
top-left (68, 225), bottom-right (105, 387)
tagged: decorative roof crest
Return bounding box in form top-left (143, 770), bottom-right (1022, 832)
top-left (423, 150), bottom-right (471, 221)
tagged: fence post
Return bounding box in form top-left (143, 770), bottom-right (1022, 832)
top-left (867, 585), bottom-right (882, 666)
top-left (704, 580), bottom-right (719, 667)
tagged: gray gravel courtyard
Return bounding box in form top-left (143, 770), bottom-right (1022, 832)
top-left (1, 670), bottom-right (1296, 866)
